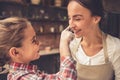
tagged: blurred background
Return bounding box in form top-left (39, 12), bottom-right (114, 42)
top-left (0, 0), bottom-right (120, 73)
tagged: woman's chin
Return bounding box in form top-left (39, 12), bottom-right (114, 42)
top-left (75, 34), bottom-right (81, 38)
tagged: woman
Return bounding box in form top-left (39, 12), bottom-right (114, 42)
top-left (62, 0), bottom-right (120, 80)
top-left (0, 17), bottom-right (77, 80)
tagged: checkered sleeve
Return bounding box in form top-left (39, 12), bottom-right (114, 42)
top-left (7, 56), bottom-right (77, 80)
top-left (42, 56), bottom-right (77, 80)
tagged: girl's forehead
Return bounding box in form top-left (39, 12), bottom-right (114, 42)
top-left (24, 24), bottom-right (35, 37)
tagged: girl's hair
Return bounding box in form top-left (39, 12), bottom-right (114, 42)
top-left (0, 17), bottom-right (31, 67)
top-left (69, 0), bottom-right (104, 18)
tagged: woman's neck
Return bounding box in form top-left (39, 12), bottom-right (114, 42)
top-left (81, 30), bottom-right (103, 47)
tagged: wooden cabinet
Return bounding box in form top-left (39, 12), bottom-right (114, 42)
top-left (0, 1), bottom-right (68, 21)
top-left (0, 2), bottom-right (25, 18)
top-left (0, 1), bottom-right (68, 49)
top-left (0, 1), bottom-right (68, 34)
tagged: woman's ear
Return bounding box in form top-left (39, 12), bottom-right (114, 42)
top-left (93, 16), bottom-right (101, 24)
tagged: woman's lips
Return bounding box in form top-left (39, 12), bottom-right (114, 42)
top-left (74, 29), bottom-right (81, 34)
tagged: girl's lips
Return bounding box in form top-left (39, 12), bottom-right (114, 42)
top-left (37, 50), bottom-right (39, 53)
top-left (37, 49), bottom-right (40, 53)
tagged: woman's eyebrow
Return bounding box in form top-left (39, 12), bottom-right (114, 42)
top-left (73, 14), bottom-right (83, 18)
top-left (68, 14), bottom-right (83, 18)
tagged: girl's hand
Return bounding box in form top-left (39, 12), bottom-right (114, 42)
top-left (60, 26), bottom-right (74, 44)
top-left (60, 26), bottom-right (74, 57)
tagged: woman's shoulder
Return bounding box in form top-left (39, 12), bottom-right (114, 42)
top-left (107, 34), bottom-right (120, 52)
top-left (107, 34), bottom-right (120, 43)
top-left (107, 34), bottom-right (120, 61)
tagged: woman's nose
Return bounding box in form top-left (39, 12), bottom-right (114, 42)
top-left (69, 23), bottom-right (76, 31)
top-left (69, 20), bottom-right (75, 28)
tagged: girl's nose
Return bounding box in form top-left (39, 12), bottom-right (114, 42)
top-left (39, 42), bottom-right (42, 46)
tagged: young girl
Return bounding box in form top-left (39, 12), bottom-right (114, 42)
top-left (0, 17), bottom-right (77, 80)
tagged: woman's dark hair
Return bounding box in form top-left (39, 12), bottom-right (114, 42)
top-left (69, 0), bottom-right (104, 18)
top-left (0, 17), bottom-right (31, 67)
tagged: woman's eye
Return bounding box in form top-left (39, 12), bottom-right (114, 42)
top-left (68, 17), bottom-right (81, 21)
top-left (75, 18), bottom-right (81, 21)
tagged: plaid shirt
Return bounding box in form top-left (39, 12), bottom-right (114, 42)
top-left (7, 56), bottom-right (77, 80)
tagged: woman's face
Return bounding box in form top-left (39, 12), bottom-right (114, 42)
top-left (17, 23), bottom-right (41, 64)
top-left (67, 1), bottom-right (97, 38)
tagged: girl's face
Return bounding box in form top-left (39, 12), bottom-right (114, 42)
top-left (67, 1), bottom-right (98, 38)
top-left (17, 23), bottom-right (41, 64)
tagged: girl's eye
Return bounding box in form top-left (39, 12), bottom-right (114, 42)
top-left (32, 40), bottom-right (35, 43)
top-left (32, 39), bottom-right (36, 43)
top-left (32, 37), bottom-right (39, 45)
